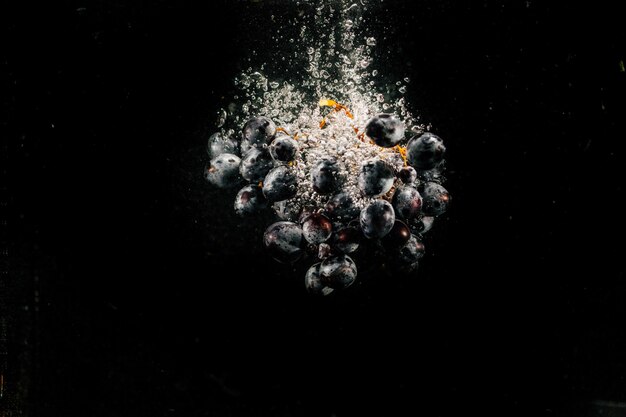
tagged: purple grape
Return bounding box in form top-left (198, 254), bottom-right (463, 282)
top-left (407, 132), bottom-right (446, 170)
top-left (262, 166), bottom-right (298, 202)
top-left (365, 113), bottom-right (405, 148)
top-left (305, 263), bottom-right (334, 296)
top-left (240, 147), bottom-right (274, 183)
top-left (242, 116), bottom-right (276, 147)
top-left (397, 234), bottom-right (426, 264)
top-left (269, 134), bottom-right (299, 162)
top-left (234, 184), bottom-right (267, 216)
top-left (332, 226), bottom-right (361, 254)
top-left (420, 182), bottom-right (451, 216)
top-left (358, 158), bottom-right (394, 197)
top-left (398, 166), bottom-right (417, 184)
top-left (320, 255), bottom-right (357, 290)
top-left (311, 158), bottom-right (341, 194)
top-left (324, 193), bottom-right (360, 224)
top-left (204, 153), bottom-right (242, 189)
top-left (302, 213), bottom-right (333, 244)
top-left (381, 220), bottom-right (411, 250)
top-left (359, 200), bottom-right (395, 239)
top-left (391, 186), bottom-right (423, 220)
top-left (207, 132), bottom-right (239, 158)
top-left (263, 221), bottom-right (305, 264)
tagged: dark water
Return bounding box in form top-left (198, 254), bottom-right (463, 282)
top-left (4, 0), bottom-right (626, 416)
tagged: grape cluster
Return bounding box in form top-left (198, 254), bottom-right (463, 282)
top-left (204, 114), bottom-right (451, 295)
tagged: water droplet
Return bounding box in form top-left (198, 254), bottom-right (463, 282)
top-left (372, 70), bottom-right (378, 76)
top-left (366, 37), bottom-right (376, 46)
top-left (404, 77), bottom-right (411, 83)
top-left (216, 109), bottom-right (227, 127)
top-left (398, 86), bottom-right (407, 93)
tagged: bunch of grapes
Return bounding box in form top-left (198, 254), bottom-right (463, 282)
top-left (204, 113), bottom-right (450, 295)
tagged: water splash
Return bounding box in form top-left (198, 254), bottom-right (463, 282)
top-left (215, 0), bottom-right (421, 215)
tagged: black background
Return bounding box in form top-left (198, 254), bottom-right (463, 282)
top-left (3, 0), bottom-right (626, 416)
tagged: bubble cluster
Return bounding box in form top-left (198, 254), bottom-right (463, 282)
top-left (202, 0), bottom-right (451, 294)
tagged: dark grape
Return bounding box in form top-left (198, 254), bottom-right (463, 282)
top-left (263, 221), bottom-right (305, 264)
top-left (302, 213), bottom-right (333, 244)
top-left (242, 116), bottom-right (276, 147)
top-left (359, 200), bottom-right (395, 239)
top-left (392, 186), bottom-right (423, 220)
top-left (207, 132), bottom-right (239, 158)
top-left (365, 113), bottom-right (405, 148)
top-left (234, 184), bottom-right (267, 216)
top-left (397, 234), bottom-right (426, 264)
top-left (262, 166), bottom-right (298, 202)
top-left (269, 134), bottom-right (299, 162)
top-left (409, 216), bottom-right (435, 235)
top-left (398, 166), bottom-right (417, 184)
top-left (305, 263), bottom-right (334, 296)
top-left (381, 220), bottom-right (411, 249)
top-left (406, 132), bottom-right (446, 170)
top-left (311, 158), bottom-right (341, 194)
top-left (320, 255), bottom-right (357, 290)
top-left (332, 226), bottom-right (361, 254)
top-left (240, 147), bottom-right (274, 183)
top-left (358, 158), bottom-right (394, 197)
top-left (324, 193), bottom-right (360, 224)
top-left (420, 182), bottom-right (451, 216)
top-left (204, 153), bottom-right (242, 188)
